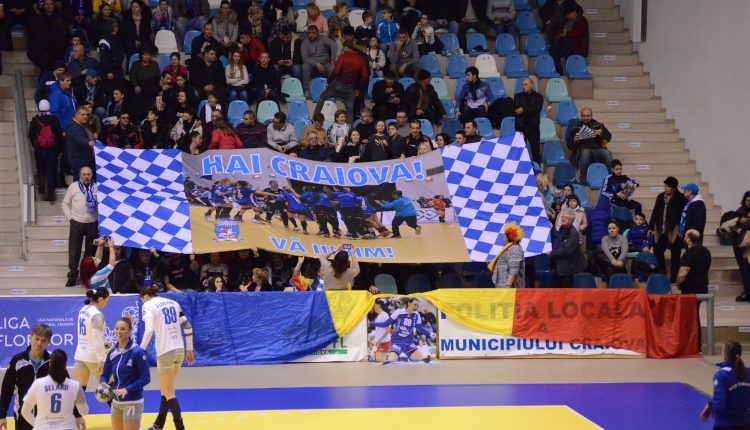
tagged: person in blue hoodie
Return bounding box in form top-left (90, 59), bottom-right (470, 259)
top-left (376, 7), bottom-right (399, 52)
top-left (100, 316), bottom-right (150, 430)
top-left (379, 190), bottom-right (421, 238)
top-left (628, 212), bottom-right (654, 253)
top-left (588, 194), bottom-right (611, 248)
top-left (701, 340), bottom-right (750, 429)
top-left (49, 73), bottom-right (77, 130)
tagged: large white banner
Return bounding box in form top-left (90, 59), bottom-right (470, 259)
top-left (295, 318), bottom-right (368, 363)
top-left (438, 313), bottom-right (642, 358)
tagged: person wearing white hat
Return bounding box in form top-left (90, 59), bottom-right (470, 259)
top-left (28, 100), bottom-right (64, 202)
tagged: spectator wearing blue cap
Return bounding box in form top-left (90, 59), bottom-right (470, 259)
top-left (679, 182), bottom-right (706, 238)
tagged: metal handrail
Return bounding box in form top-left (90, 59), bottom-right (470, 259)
top-left (13, 70), bottom-right (36, 259)
top-left (696, 294), bottom-right (715, 356)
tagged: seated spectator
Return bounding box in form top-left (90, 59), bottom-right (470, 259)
top-left (550, 3), bottom-right (589, 74)
top-left (487, 0), bottom-right (516, 36)
top-left (29, 100), bottom-right (64, 202)
top-left (206, 274), bottom-right (227, 292)
top-left (403, 69), bottom-right (447, 125)
top-left (596, 220), bottom-right (629, 279)
top-left (327, 110), bottom-right (351, 148)
top-left (106, 111), bottom-right (143, 148)
top-left (454, 131), bottom-right (467, 145)
top-left (313, 41), bottom-right (368, 125)
top-left (552, 183), bottom-right (574, 215)
top-left (427, 2), bottom-right (459, 36)
top-left (132, 248), bottom-right (163, 290)
top-left (394, 110), bottom-right (410, 137)
top-left (268, 29), bottom-right (302, 80)
top-left (328, 3), bottom-right (350, 42)
top-left (417, 142), bottom-right (432, 155)
top-left (548, 209), bottom-right (582, 288)
top-left (435, 133), bottom-right (451, 148)
top-left (355, 11), bottom-right (377, 46)
top-left (404, 120), bottom-right (431, 157)
top-left (514, 78), bottom-right (543, 163)
top-left (333, 129), bottom-right (365, 163)
top-left (190, 47), bottom-right (227, 102)
top-left (175, 0), bottom-right (211, 46)
top-left (225, 49), bottom-right (250, 103)
top-left (81, 103), bottom-right (103, 141)
top-left (292, 256), bottom-right (324, 291)
top-left (356, 109), bottom-right (376, 144)
top-left (191, 22), bottom-right (222, 60)
top-left (305, 3), bottom-right (329, 36)
top-left (601, 159), bottom-right (642, 213)
top-left (170, 107), bottom-right (201, 146)
top-left (463, 120), bottom-right (482, 143)
top-left (240, 267), bottom-right (272, 292)
top-left (213, 0), bottom-right (239, 54)
top-left (412, 14), bottom-right (438, 56)
top-left (266, 112), bottom-right (297, 153)
top-left (200, 252), bottom-right (229, 290)
top-left (300, 25), bottom-right (337, 91)
top-left (227, 248), bottom-right (265, 290)
top-left (249, 52), bottom-right (281, 104)
top-left (208, 117), bottom-right (243, 149)
top-left (164, 52), bottom-right (189, 81)
top-left (376, 7), bottom-right (398, 51)
top-left (66, 44), bottom-right (99, 86)
top-left (456, 66), bottom-right (494, 122)
top-left (49, 73), bottom-right (76, 130)
top-left (178, 130), bottom-right (203, 153)
top-left (237, 31), bottom-right (266, 70)
top-left (300, 113), bottom-right (328, 148)
top-left (628, 212), bottom-right (654, 253)
top-left (103, 87), bottom-right (129, 120)
top-left (365, 36), bottom-right (386, 79)
top-left (234, 111), bottom-right (267, 148)
top-left (151, 0), bottom-right (173, 33)
top-left (387, 28), bottom-right (420, 78)
top-left (299, 132), bottom-right (332, 161)
top-left (160, 253), bottom-right (199, 292)
top-left (74, 71), bottom-right (107, 119)
top-left (386, 122), bottom-right (406, 159)
top-left (568, 107), bottom-right (612, 185)
top-left (265, 253), bottom-right (293, 291)
top-left (122, 0), bottom-right (152, 57)
top-left (371, 69), bottom-right (404, 121)
top-left (140, 109), bottom-right (171, 149)
top-left (129, 45), bottom-right (161, 119)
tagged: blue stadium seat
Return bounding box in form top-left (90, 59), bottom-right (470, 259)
top-left (611, 206), bottom-right (634, 223)
top-left (441, 118), bottom-right (462, 137)
top-left (293, 118), bottom-right (312, 141)
top-left (385, 119), bottom-right (397, 128)
top-left (453, 77), bottom-right (467, 100)
top-left (437, 273), bottom-right (463, 289)
top-left (218, 55), bottom-right (229, 67)
top-left (441, 100), bottom-right (456, 119)
top-left (446, 55), bottom-right (468, 79)
top-left (573, 272), bottom-right (597, 289)
top-left (286, 101), bottom-right (310, 124)
top-left (503, 54), bottom-right (528, 78)
top-left (546, 77), bottom-right (572, 102)
top-left (310, 77), bottom-right (329, 102)
top-left (495, 33), bottom-right (519, 56)
top-left (646, 274), bottom-right (672, 294)
top-left (555, 101), bottom-right (579, 126)
top-left (128, 54), bottom-right (139, 72)
top-left (524, 33), bottom-right (548, 57)
top-left (227, 100), bottom-right (248, 124)
top-left (552, 161), bottom-right (576, 188)
top-left (475, 117), bottom-right (495, 139)
top-left (516, 11), bottom-right (538, 35)
top-left (513, 78), bottom-right (536, 95)
top-left (514, 0), bottom-right (532, 11)
top-left (572, 183), bottom-right (591, 209)
top-left (367, 77), bottom-right (383, 99)
top-left (542, 141), bottom-right (566, 166)
top-left (430, 77), bottom-right (450, 101)
top-left (158, 55), bottom-right (170, 71)
top-left (399, 77), bottom-right (416, 89)
top-left (420, 53), bottom-right (442, 78)
top-left (281, 77), bottom-right (306, 102)
top-left (534, 54), bottom-right (560, 78)
top-left (440, 33), bottom-right (460, 55)
top-left (500, 117), bottom-right (515, 136)
top-left (473, 272), bottom-right (495, 288)
top-left (609, 273), bottom-right (634, 289)
top-left (256, 100), bottom-right (279, 125)
top-left (183, 30), bottom-right (201, 55)
top-left (535, 254), bottom-right (555, 288)
top-left (485, 77), bottom-right (506, 98)
top-left (196, 99), bottom-right (207, 118)
top-left (566, 55), bottom-right (593, 79)
top-left (292, 0), bottom-right (307, 9)
top-left (467, 32), bottom-right (488, 57)
top-left (539, 118), bottom-right (558, 143)
top-left (418, 119), bottom-right (435, 139)
top-left (405, 273), bottom-right (431, 294)
top-left (586, 163), bottom-right (609, 190)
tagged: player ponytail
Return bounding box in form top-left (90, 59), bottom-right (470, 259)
top-left (726, 340), bottom-right (746, 380)
top-left (139, 285), bottom-right (160, 298)
top-left (85, 287), bottom-right (110, 305)
top-left (48, 349), bottom-right (68, 385)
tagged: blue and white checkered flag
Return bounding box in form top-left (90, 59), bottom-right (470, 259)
top-left (441, 133), bottom-right (552, 261)
top-left (95, 145), bottom-right (193, 253)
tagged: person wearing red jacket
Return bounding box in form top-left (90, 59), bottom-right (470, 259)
top-left (550, 3), bottom-right (589, 74)
top-left (312, 40), bottom-right (368, 124)
top-left (208, 118), bottom-right (244, 149)
top-left (238, 31), bottom-right (266, 69)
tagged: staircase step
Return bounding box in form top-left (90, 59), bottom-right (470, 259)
top-left (609, 131), bottom-right (681, 142)
top-left (593, 88), bottom-right (655, 100)
top-left (0, 284), bottom-right (73, 295)
top-left (595, 111), bottom-right (665, 123)
top-left (609, 123), bottom-right (675, 133)
top-left (0, 264), bottom-right (68, 277)
top-left (579, 0), bottom-right (615, 8)
top-left (0, 98), bottom-right (42, 112)
top-left (0, 195), bottom-right (21, 207)
top-left (588, 54), bottom-right (640, 67)
top-left (28, 238), bottom-right (70, 253)
top-left (590, 31), bottom-right (631, 44)
top-left (28, 251), bottom-right (68, 264)
top-left (594, 75), bottom-right (652, 89)
top-left (617, 162), bottom-right (696, 177)
top-left (608, 143), bottom-right (684, 154)
top-left (614, 152), bottom-right (691, 164)
top-left (0, 207), bottom-right (21, 220)
top-left (590, 44), bottom-right (633, 55)
top-left (36, 201), bottom-right (64, 216)
top-left (36, 215), bottom-right (71, 226)
top-left (0, 75), bottom-right (38, 87)
top-left (589, 20), bottom-right (624, 33)
top-left (589, 65), bottom-right (643, 76)
top-left (581, 7), bottom-right (620, 21)
top-left (3, 62), bottom-right (36, 75)
top-left (26, 224), bottom-right (70, 239)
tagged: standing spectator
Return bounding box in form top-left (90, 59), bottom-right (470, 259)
top-left (404, 120), bottom-right (431, 157)
top-left (151, 0), bottom-right (174, 33)
top-left (513, 78), bottom-right (543, 163)
top-left (454, 131), bottom-right (467, 144)
top-left (191, 22), bottom-right (222, 60)
top-left (266, 112), bottom-right (297, 153)
top-left (62, 166), bottom-right (98, 286)
top-left (455, 66), bottom-right (494, 122)
top-left (491, 223), bottom-right (525, 289)
top-left (568, 107), bottom-right (612, 185)
top-left (648, 176), bottom-right (686, 283)
top-left (328, 3), bottom-right (350, 41)
top-left (98, 19), bottom-right (125, 94)
top-left (66, 107), bottom-right (96, 180)
top-left (387, 28), bottom-right (420, 78)
top-left (213, 0), bottom-right (239, 54)
top-left (225, 49), bottom-right (249, 103)
top-left (376, 7), bottom-right (399, 51)
top-left (158, 252), bottom-right (197, 292)
top-left (49, 74), bottom-right (77, 131)
top-left (265, 253), bottom-right (293, 291)
top-left (394, 110), bottom-right (410, 136)
top-left (208, 118), bottom-right (243, 149)
top-left (106, 112), bottom-right (144, 148)
top-left (457, 0), bottom-right (491, 51)
top-left (679, 183), bottom-right (707, 238)
top-left (108, 246), bottom-right (137, 294)
top-left (596, 220), bottom-right (629, 279)
top-left (541, 0), bottom-right (568, 44)
top-left (601, 159), bottom-right (642, 213)
top-left (550, 3), bottom-right (589, 74)
top-left (305, 3), bottom-right (329, 36)
top-left (249, 52), bottom-right (281, 104)
top-left (268, 29), bottom-right (302, 80)
top-left (676, 229), bottom-right (711, 351)
top-left (371, 69), bottom-right (404, 121)
top-left (548, 209), bottom-right (582, 288)
top-left (234, 111), bottom-right (267, 148)
top-left (66, 44), bottom-right (100, 86)
top-left (412, 13), bottom-right (437, 55)
top-left (363, 120), bottom-right (389, 161)
top-left (700, 340), bottom-right (750, 427)
top-left (73, 71), bottom-right (107, 117)
top-left (463, 119), bottom-right (483, 143)
top-left (300, 25), bottom-right (337, 91)
top-left (487, 0), bottom-right (516, 36)
top-left (174, 0), bottom-right (210, 44)
top-left (428, 2), bottom-right (460, 36)
top-left (27, 0), bottom-right (68, 71)
top-left (403, 69), bottom-right (447, 125)
top-left (121, 0), bottom-right (152, 58)
top-left (190, 47), bottom-right (227, 102)
top-left (129, 46), bottom-right (162, 120)
top-left (313, 41), bottom-right (368, 125)
top-left (365, 36), bottom-right (386, 79)
top-left (319, 246), bottom-right (360, 290)
top-left (734, 192), bottom-right (750, 302)
top-left (29, 100), bottom-right (64, 202)
top-left (35, 61), bottom-right (67, 106)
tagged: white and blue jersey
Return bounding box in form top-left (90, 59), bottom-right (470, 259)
top-left (275, 192), bottom-right (307, 214)
top-left (236, 186), bottom-right (258, 207)
top-left (100, 340), bottom-right (150, 404)
top-left (372, 308), bottom-right (434, 357)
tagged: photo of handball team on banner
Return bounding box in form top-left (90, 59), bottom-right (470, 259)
top-left (182, 148), bottom-right (471, 262)
top-left (367, 296), bottom-right (438, 364)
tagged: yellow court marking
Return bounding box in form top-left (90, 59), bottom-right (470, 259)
top-left (20, 406), bottom-right (601, 430)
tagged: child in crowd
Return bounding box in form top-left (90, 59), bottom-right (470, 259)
top-left (377, 7), bottom-right (399, 52)
top-left (355, 11), bottom-right (377, 45)
top-left (328, 110), bottom-right (351, 147)
top-left (628, 212), bottom-right (654, 253)
top-left (412, 14), bottom-right (436, 55)
top-left (366, 37), bottom-right (386, 79)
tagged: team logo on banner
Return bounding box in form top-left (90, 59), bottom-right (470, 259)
top-left (213, 219), bottom-right (243, 243)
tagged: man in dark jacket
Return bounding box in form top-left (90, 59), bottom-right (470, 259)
top-left (679, 183), bottom-right (707, 238)
top-left (548, 209), bottom-right (582, 288)
top-left (299, 132), bottom-right (332, 162)
top-left (66, 107), bottom-right (96, 180)
top-left (190, 22), bottom-right (222, 60)
top-left (372, 69), bottom-right (405, 121)
top-left (234, 111), bottom-right (267, 148)
top-left (404, 120), bottom-right (431, 157)
top-left (513, 78), bottom-right (544, 163)
top-left (403, 69), bottom-right (447, 124)
top-left (109, 246), bottom-right (137, 294)
top-left (27, 0), bottom-right (68, 71)
top-left (649, 176), bottom-right (687, 282)
top-left (133, 248), bottom-right (165, 290)
top-left (676, 229), bottom-right (711, 351)
top-left (105, 112), bottom-right (144, 148)
top-left (250, 52), bottom-right (282, 104)
top-left (268, 29), bottom-right (302, 80)
top-left (98, 19), bottom-right (125, 95)
top-left (190, 47), bottom-right (227, 102)
top-left (567, 107), bottom-right (612, 185)
top-left (73, 70), bottom-right (108, 111)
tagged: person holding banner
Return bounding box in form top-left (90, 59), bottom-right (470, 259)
top-left (319, 245), bottom-right (360, 291)
top-left (489, 222), bottom-right (526, 289)
top-left (139, 286), bottom-right (195, 430)
top-left (74, 286), bottom-right (111, 394)
top-left (79, 236), bottom-right (117, 291)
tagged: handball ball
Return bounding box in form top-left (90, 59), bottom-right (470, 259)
top-left (95, 383), bottom-right (113, 403)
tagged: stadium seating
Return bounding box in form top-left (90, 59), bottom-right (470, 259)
top-left (183, 30), bottom-right (201, 55)
top-left (292, 0), bottom-right (307, 9)
top-left (612, 206), bottom-right (634, 224)
top-left (321, 9), bottom-right (334, 19)
top-left (473, 273), bottom-right (495, 288)
top-left (399, 77), bottom-right (416, 90)
top-left (428, 77), bottom-right (449, 101)
top-left (440, 33), bottom-right (460, 55)
top-left (227, 100), bottom-right (248, 125)
top-left (475, 117), bottom-right (495, 139)
top-left (534, 54), bottom-right (560, 78)
top-left (566, 55), bottom-right (593, 79)
top-left (514, 0), bottom-right (532, 11)
top-left (441, 100), bottom-right (456, 119)
top-left (374, 274), bottom-right (398, 294)
top-left (405, 274), bottom-right (431, 294)
top-left (348, 9), bottom-right (364, 28)
top-left (155, 29), bottom-right (178, 54)
top-left (524, 33), bottom-right (548, 57)
top-left (128, 54), bottom-right (139, 72)
top-left (158, 55), bottom-right (170, 70)
top-left (467, 32), bottom-right (488, 57)
top-left (646, 274), bottom-right (672, 294)
top-left (375, 8), bottom-right (386, 25)
top-left (219, 55), bottom-right (229, 67)
top-left (586, 163), bottom-right (609, 189)
top-left (453, 77), bottom-right (466, 100)
top-left (281, 78), bottom-right (305, 102)
top-left (295, 9), bottom-right (308, 32)
top-left (545, 78), bottom-right (572, 102)
top-left (310, 77), bottom-right (329, 102)
top-left (539, 118), bottom-right (559, 143)
top-left (440, 118), bottom-right (462, 137)
top-left (573, 272), bottom-right (597, 288)
top-left (552, 161), bottom-right (576, 188)
top-left (535, 254), bottom-right (555, 288)
top-left (495, 33), bottom-right (519, 57)
top-left (446, 55), bottom-right (468, 79)
top-left (196, 99), bottom-right (207, 118)
top-left (420, 54), bottom-right (442, 78)
top-left (503, 54), bottom-right (529, 78)
top-left (542, 141), bottom-right (566, 166)
top-left (475, 54), bottom-right (501, 78)
top-left (319, 100), bottom-right (337, 122)
top-left (555, 101), bottom-right (579, 126)
top-left (485, 77), bottom-right (506, 98)
top-left (516, 11), bottom-right (538, 35)
top-left (572, 183), bottom-right (591, 209)
top-left (286, 101), bottom-right (310, 124)
top-left (256, 100), bottom-right (279, 125)
top-left (367, 78), bottom-right (382, 99)
top-left (436, 273), bottom-right (463, 289)
top-left (293, 118), bottom-right (312, 141)
top-left (418, 119), bottom-right (435, 139)
top-left (609, 273), bottom-right (634, 289)
top-left (500, 117), bottom-right (515, 136)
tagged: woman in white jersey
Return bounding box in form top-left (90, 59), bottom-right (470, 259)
top-left (79, 236), bottom-right (116, 290)
top-left (21, 349), bottom-right (88, 430)
top-left (369, 299), bottom-right (392, 363)
top-left (139, 286), bottom-right (195, 430)
top-left (74, 286), bottom-right (110, 393)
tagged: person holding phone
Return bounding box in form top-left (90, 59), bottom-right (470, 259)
top-left (318, 244), bottom-right (360, 291)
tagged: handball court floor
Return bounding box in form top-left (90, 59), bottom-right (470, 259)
top-left (5, 356), bottom-right (720, 429)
